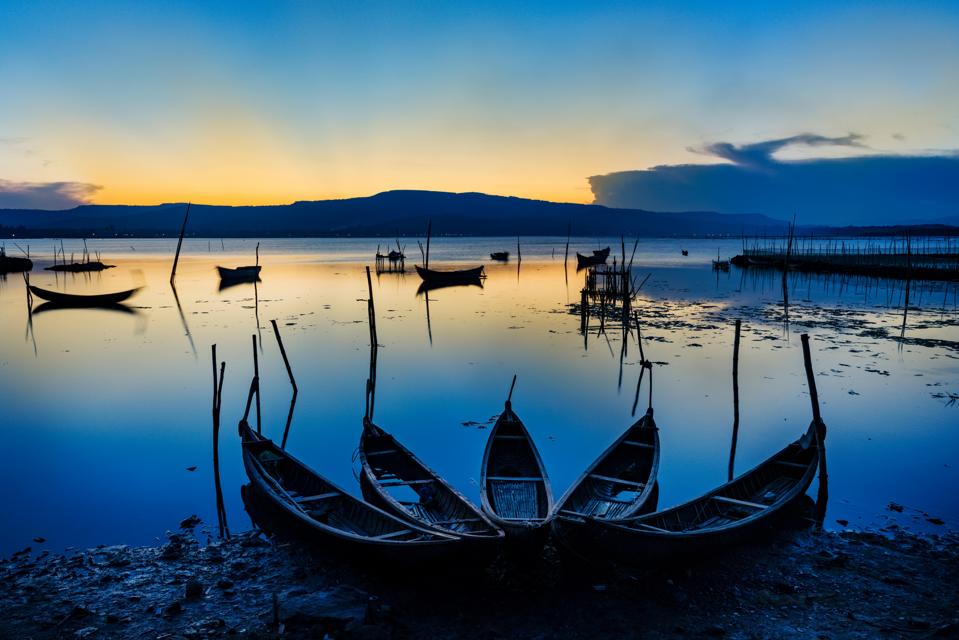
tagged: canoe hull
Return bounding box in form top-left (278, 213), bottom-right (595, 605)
top-left (217, 265), bottom-right (261, 281)
top-left (28, 285), bottom-right (140, 306)
top-left (0, 256), bottom-right (33, 273)
top-left (415, 265), bottom-right (484, 283)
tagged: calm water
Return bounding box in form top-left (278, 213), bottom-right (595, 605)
top-left (1, 237), bottom-right (957, 555)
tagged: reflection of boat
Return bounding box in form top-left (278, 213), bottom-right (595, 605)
top-left (239, 420), bottom-right (462, 564)
top-left (358, 419), bottom-right (504, 546)
top-left (480, 395), bottom-right (553, 541)
top-left (0, 248), bottom-right (32, 273)
top-left (576, 247), bottom-right (610, 269)
top-left (416, 276), bottom-right (484, 295)
top-left (218, 275), bottom-right (262, 291)
top-left (415, 265), bottom-right (484, 284)
top-left (28, 284), bottom-right (141, 306)
top-left (32, 301), bottom-right (137, 315)
top-left (562, 421), bottom-right (820, 566)
top-left (490, 251), bottom-right (509, 261)
top-left (552, 408), bottom-right (660, 521)
top-left (218, 242), bottom-right (261, 282)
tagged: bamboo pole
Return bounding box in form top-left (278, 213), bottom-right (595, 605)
top-left (170, 203), bottom-right (190, 284)
top-left (800, 334), bottom-right (828, 529)
top-left (252, 334), bottom-right (261, 434)
top-left (211, 345), bottom-right (230, 539)
top-left (271, 319), bottom-right (299, 450)
top-left (727, 319), bottom-right (742, 481)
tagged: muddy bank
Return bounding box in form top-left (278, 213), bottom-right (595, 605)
top-left (2, 519), bottom-right (957, 639)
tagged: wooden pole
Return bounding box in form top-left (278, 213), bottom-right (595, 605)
top-left (425, 220), bottom-right (432, 270)
top-left (728, 319), bottom-right (742, 481)
top-left (211, 345), bottom-right (229, 539)
top-left (170, 203), bottom-right (190, 284)
top-left (564, 222), bottom-right (570, 269)
top-left (252, 334), bottom-right (261, 434)
top-left (271, 319), bottom-right (299, 450)
top-left (506, 374), bottom-right (517, 406)
top-left (800, 334), bottom-right (828, 528)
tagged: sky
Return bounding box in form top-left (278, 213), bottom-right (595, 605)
top-left (1, 1), bottom-right (958, 217)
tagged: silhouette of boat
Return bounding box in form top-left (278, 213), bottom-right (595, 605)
top-left (358, 418), bottom-right (504, 546)
top-left (576, 247), bottom-right (610, 269)
top-left (681, 249), bottom-right (689, 256)
top-left (560, 421), bottom-right (821, 566)
top-left (46, 261), bottom-right (114, 272)
top-left (218, 242), bottom-right (262, 282)
top-left (238, 420), bottom-right (462, 564)
top-left (480, 389), bottom-right (554, 541)
top-left (552, 407), bottom-right (660, 521)
top-left (490, 251), bottom-right (509, 261)
top-left (712, 249), bottom-right (730, 271)
top-left (0, 248), bottom-right (32, 273)
top-left (28, 284), bottom-right (141, 306)
top-left (414, 264), bottom-right (484, 284)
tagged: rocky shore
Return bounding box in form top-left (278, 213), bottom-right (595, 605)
top-left (2, 519), bottom-right (957, 639)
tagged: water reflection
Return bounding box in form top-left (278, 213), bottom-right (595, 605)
top-left (0, 238), bottom-right (955, 556)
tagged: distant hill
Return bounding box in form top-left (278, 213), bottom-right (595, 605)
top-left (0, 190), bottom-right (789, 238)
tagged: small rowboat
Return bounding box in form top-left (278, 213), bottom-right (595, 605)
top-left (238, 420), bottom-right (462, 565)
top-left (552, 407), bottom-right (660, 521)
top-left (565, 421), bottom-right (821, 566)
top-left (490, 251), bottom-right (509, 261)
top-left (218, 242), bottom-right (262, 282)
top-left (358, 419), bottom-right (504, 545)
top-left (216, 265), bottom-right (262, 281)
top-left (415, 264), bottom-right (485, 284)
top-left (479, 384), bottom-right (554, 541)
top-left (28, 284), bottom-right (140, 306)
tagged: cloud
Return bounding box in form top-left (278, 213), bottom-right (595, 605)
top-left (590, 135), bottom-right (959, 226)
top-left (0, 179), bottom-right (102, 210)
top-left (687, 133), bottom-right (866, 169)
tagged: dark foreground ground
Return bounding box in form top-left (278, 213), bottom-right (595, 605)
top-left (2, 520), bottom-right (957, 640)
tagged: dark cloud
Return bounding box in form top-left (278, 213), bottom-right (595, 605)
top-left (687, 133), bottom-right (866, 169)
top-left (590, 135), bottom-right (959, 226)
top-left (0, 179), bottom-right (102, 210)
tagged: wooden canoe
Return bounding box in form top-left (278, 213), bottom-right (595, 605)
top-left (238, 420), bottom-right (462, 564)
top-left (217, 265), bottom-right (261, 281)
top-left (479, 399), bottom-right (554, 540)
top-left (359, 419), bottom-right (504, 544)
top-left (576, 252), bottom-right (608, 269)
top-left (552, 407), bottom-right (660, 521)
top-left (414, 265), bottom-right (484, 284)
top-left (561, 421), bottom-right (821, 566)
top-left (490, 252), bottom-right (509, 261)
top-left (28, 284), bottom-right (140, 306)
top-left (0, 255), bottom-right (33, 273)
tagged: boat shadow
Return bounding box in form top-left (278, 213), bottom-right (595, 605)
top-left (415, 277), bottom-right (484, 296)
top-left (31, 301), bottom-right (140, 315)
top-left (218, 276), bottom-right (262, 292)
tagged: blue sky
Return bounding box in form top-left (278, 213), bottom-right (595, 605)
top-left (1, 0), bottom-right (957, 216)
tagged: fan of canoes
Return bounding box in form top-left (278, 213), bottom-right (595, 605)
top-left (238, 335), bottom-right (828, 569)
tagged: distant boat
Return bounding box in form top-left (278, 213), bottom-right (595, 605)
top-left (218, 242), bottom-right (261, 282)
top-left (479, 381), bottom-right (554, 541)
top-left (28, 284), bottom-right (141, 306)
top-left (46, 261), bottom-right (114, 272)
top-left (415, 221), bottom-right (485, 285)
top-left (0, 248), bottom-right (32, 273)
top-left (712, 248), bottom-right (730, 271)
top-left (358, 418), bottom-right (504, 546)
top-left (681, 249), bottom-right (689, 256)
top-left (576, 246), bottom-right (611, 269)
top-left (490, 251), bottom-right (509, 261)
top-left (238, 420), bottom-right (463, 564)
top-left (560, 421), bottom-right (821, 566)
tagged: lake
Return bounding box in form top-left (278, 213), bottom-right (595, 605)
top-left (0, 237), bottom-right (956, 555)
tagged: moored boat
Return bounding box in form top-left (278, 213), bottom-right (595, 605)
top-left (414, 264), bottom-right (485, 284)
top-left (28, 284), bottom-right (141, 306)
top-left (238, 419), bottom-right (463, 565)
top-left (479, 380), bottom-right (554, 541)
top-left (562, 420), bottom-right (821, 566)
top-left (0, 248), bottom-right (33, 274)
top-left (576, 247), bottom-right (610, 269)
top-left (218, 242), bottom-right (262, 282)
top-left (358, 418), bottom-right (505, 545)
top-left (551, 407), bottom-right (660, 522)
top-left (490, 251), bottom-right (509, 261)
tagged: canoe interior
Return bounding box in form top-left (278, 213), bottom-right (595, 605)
top-left (555, 411), bottom-right (659, 520)
top-left (483, 407), bottom-right (552, 524)
top-left (241, 423), bottom-right (444, 543)
top-left (361, 424), bottom-right (501, 538)
top-left (621, 426), bottom-right (818, 534)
